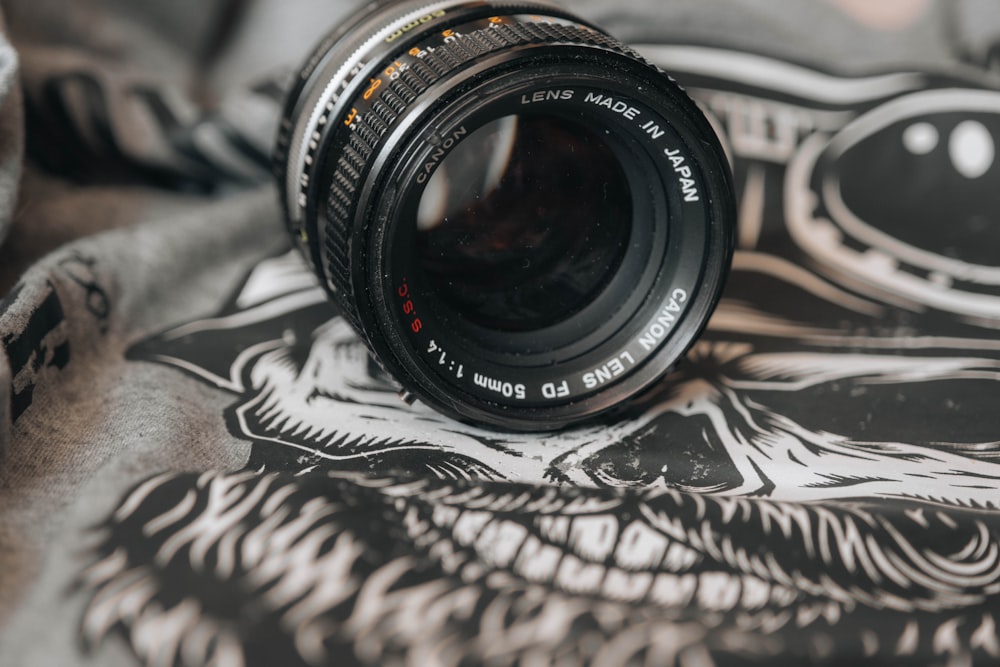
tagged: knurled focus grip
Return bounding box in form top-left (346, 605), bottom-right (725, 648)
top-left (312, 17), bottom-right (648, 332)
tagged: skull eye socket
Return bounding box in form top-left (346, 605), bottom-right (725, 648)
top-left (579, 415), bottom-right (744, 492)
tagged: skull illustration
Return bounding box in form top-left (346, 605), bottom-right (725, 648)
top-left (131, 246), bottom-right (1000, 508)
top-left (101, 44), bottom-right (1000, 667)
top-left (123, 47), bottom-right (1000, 507)
top-left (126, 46), bottom-right (1000, 507)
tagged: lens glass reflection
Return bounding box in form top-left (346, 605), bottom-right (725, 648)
top-left (415, 114), bottom-right (632, 332)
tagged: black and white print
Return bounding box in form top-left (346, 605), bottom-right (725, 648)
top-left (81, 471), bottom-right (1000, 666)
top-left (87, 47), bottom-right (1000, 665)
top-left (0, 251), bottom-right (110, 423)
top-left (0, 280), bottom-right (69, 421)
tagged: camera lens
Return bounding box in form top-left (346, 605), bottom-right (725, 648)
top-left (416, 113), bottom-right (631, 332)
top-left (274, 0), bottom-right (736, 431)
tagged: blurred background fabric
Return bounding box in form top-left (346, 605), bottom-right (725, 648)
top-left (2, 1), bottom-right (1000, 665)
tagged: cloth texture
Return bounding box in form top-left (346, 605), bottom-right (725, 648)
top-left (2, 1), bottom-right (1000, 665)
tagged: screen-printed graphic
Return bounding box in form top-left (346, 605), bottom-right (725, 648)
top-left (91, 49), bottom-right (1000, 665)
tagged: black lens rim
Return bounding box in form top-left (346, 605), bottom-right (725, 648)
top-left (278, 1), bottom-right (736, 431)
top-left (355, 50), bottom-right (734, 429)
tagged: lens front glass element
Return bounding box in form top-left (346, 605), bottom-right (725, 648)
top-left (415, 114), bottom-right (632, 332)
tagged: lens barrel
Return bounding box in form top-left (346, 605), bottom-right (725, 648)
top-left (275, 0), bottom-right (736, 431)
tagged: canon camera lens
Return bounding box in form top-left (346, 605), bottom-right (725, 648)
top-left (274, 0), bottom-right (736, 431)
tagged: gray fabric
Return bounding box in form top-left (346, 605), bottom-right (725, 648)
top-left (0, 190), bottom-right (278, 664)
top-left (585, 1), bottom-right (958, 69)
top-left (2, 1), bottom-right (1000, 665)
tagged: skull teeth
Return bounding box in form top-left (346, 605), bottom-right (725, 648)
top-left (615, 520), bottom-right (672, 570)
top-left (429, 505), bottom-right (785, 610)
top-left (567, 515), bottom-right (619, 562)
top-left (420, 498), bottom-right (802, 612)
top-left (514, 536), bottom-right (563, 582)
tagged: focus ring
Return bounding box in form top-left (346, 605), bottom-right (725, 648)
top-left (317, 19), bottom-right (649, 330)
